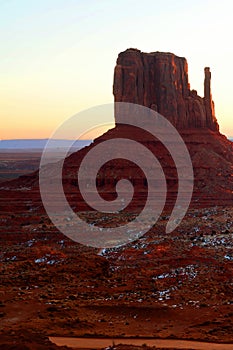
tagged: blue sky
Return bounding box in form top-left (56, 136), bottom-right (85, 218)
top-left (1, 0), bottom-right (233, 138)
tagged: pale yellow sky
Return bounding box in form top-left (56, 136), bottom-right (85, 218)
top-left (1, 0), bottom-right (233, 139)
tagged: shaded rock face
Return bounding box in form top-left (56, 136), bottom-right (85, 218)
top-left (113, 48), bottom-right (219, 131)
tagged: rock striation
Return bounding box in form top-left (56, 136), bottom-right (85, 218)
top-left (113, 48), bottom-right (219, 131)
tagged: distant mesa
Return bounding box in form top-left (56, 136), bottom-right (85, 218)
top-left (113, 48), bottom-right (219, 131)
top-left (0, 139), bottom-right (92, 150)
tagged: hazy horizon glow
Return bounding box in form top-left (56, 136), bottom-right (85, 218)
top-left (1, 0), bottom-right (233, 139)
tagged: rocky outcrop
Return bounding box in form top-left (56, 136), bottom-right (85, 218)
top-left (113, 48), bottom-right (219, 131)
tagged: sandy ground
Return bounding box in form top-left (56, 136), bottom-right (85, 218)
top-left (0, 204), bottom-right (233, 348)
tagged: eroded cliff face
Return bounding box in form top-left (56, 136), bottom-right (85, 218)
top-left (113, 48), bottom-right (219, 131)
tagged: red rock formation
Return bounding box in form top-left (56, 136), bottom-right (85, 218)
top-left (1, 49), bottom-right (233, 211)
top-left (113, 48), bottom-right (219, 131)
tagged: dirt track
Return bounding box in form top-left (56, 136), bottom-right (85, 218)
top-left (50, 336), bottom-right (233, 349)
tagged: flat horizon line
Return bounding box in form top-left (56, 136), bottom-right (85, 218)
top-left (0, 138), bottom-right (92, 141)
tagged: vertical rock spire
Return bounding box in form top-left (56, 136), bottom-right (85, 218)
top-left (204, 67), bottom-right (218, 131)
top-left (204, 67), bottom-right (211, 100)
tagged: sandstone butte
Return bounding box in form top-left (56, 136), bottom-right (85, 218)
top-left (2, 48), bottom-right (233, 211)
top-left (62, 48), bottom-right (233, 210)
top-left (113, 48), bottom-right (218, 131)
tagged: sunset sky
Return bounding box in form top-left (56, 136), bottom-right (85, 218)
top-left (1, 0), bottom-right (233, 140)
